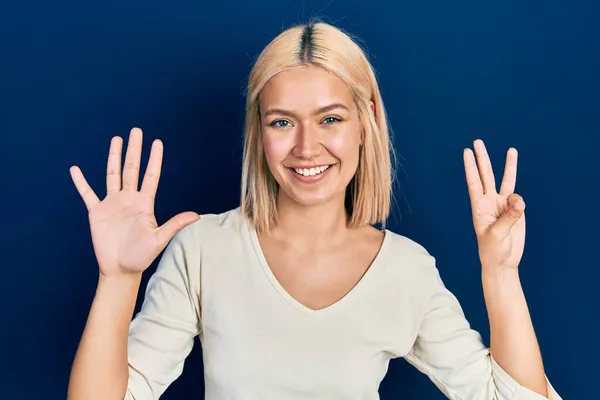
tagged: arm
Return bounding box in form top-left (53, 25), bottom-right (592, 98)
top-left (414, 140), bottom-right (560, 398)
top-left (403, 258), bottom-right (560, 400)
top-left (67, 223), bottom-right (202, 400)
top-left (483, 268), bottom-right (547, 396)
top-left (124, 224), bottom-right (203, 399)
top-left (68, 128), bottom-right (202, 399)
top-left (68, 274), bottom-right (142, 400)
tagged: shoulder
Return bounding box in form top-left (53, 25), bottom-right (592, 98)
top-left (383, 229), bottom-right (434, 263)
top-left (171, 207), bottom-right (247, 249)
top-left (380, 229), bottom-right (442, 283)
top-left (196, 206), bottom-right (246, 233)
top-left (378, 229), bottom-right (453, 316)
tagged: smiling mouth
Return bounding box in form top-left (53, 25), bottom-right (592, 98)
top-left (291, 165), bottom-right (332, 177)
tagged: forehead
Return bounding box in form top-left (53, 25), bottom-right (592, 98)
top-left (260, 65), bottom-right (354, 112)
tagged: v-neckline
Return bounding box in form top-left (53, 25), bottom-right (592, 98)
top-left (246, 220), bottom-right (392, 317)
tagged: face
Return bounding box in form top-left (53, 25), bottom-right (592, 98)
top-left (259, 65), bottom-right (362, 208)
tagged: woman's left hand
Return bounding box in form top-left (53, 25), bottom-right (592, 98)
top-left (463, 139), bottom-right (526, 272)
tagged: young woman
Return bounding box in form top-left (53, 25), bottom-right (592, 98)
top-left (67, 21), bottom-right (560, 400)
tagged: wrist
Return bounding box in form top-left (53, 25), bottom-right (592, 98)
top-left (89, 271), bottom-right (142, 340)
top-left (96, 271), bottom-right (142, 297)
top-left (482, 265), bottom-right (520, 283)
top-left (481, 266), bottom-right (524, 305)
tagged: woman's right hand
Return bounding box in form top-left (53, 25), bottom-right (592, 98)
top-left (70, 127), bottom-right (200, 277)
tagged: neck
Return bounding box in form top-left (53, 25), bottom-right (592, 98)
top-left (270, 192), bottom-right (349, 248)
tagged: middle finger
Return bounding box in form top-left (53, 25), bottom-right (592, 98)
top-left (122, 127), bottom-right (143, 191)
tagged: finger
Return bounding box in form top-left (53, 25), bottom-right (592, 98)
top-left (106, 136), bottom-right (123, 195)
top-left (499, 147), bottom-right (518, 197)
top-left (140, 139), bottom-right (163, 199)
top-left (489, 193), bottom-right (525, 240)
top-left (156, 212), bottom-right (200, 249)
top-left (463, 148), bottom-right (484, 204)
top-left (473, 139), bottom-right (496, 194)
top-left (70, 166), bottom-right (100, 211)
top-left (122, 127), bottom-right (143, 191)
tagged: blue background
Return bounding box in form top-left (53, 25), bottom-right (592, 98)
top-left (1, 0), bottom-right (597, 398)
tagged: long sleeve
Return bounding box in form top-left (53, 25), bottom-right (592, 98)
top-left (404, 260), bottom-right (561, 400)
top-left (124, 222), bottom-right (203, 400)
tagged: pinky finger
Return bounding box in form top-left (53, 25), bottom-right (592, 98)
top-left (70, 166), bottom-right (100, 211)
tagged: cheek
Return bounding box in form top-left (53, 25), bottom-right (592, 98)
top-left (327, 127), bottom-right (361, 160)
top-left (262, 132), bottom-right (289, 165)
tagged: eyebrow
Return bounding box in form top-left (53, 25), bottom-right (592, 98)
top-left (262, 103), bottom-right (349, 119)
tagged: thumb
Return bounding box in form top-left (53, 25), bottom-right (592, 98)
top-left (489, 194), bottom-right (525, 240)
top-left (157, 211), bottom-right (201, 249)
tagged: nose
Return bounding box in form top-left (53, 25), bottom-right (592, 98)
top-left (292, 124), bottom-right (321, 159)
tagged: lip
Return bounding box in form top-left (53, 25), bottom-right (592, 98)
top-left (287, 164), bottom-right (331, 169)
top-left (287, 164), bottom-right (334, 183)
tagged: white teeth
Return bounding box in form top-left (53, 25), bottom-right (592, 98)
top-left (293, 165), bottom-right (330, 177)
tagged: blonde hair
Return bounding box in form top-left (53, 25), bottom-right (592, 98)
top-left (240, 20), bottom-right (396, 233)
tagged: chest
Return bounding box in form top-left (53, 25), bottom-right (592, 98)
top-left (198, 232), bottom-right (422, 398)
top-left (259, 239), bottom-right (380, 311)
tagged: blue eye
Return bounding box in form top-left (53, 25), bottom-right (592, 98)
top-left (269, 120), bottom-right (291, 128)
top-left (322, 116), bottom-right (342, 124)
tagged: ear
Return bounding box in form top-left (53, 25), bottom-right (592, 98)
top-left (369, 100), bottom-right (375, 114)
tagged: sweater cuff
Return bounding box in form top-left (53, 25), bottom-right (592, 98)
top-left (491, 355), bottom-right (562, 399)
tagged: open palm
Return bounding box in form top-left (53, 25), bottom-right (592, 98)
top-left (464, 139), bottom-right (526, 271)
top-left (70, 128), bottom-right (199, 277)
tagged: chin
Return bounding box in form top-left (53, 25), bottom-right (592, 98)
top-left (286, 191), bottom-right (337, 207)
top-left (280, 181), bottom-right (347, 208)
top-left (272, 164), bottom-right (353, 208)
